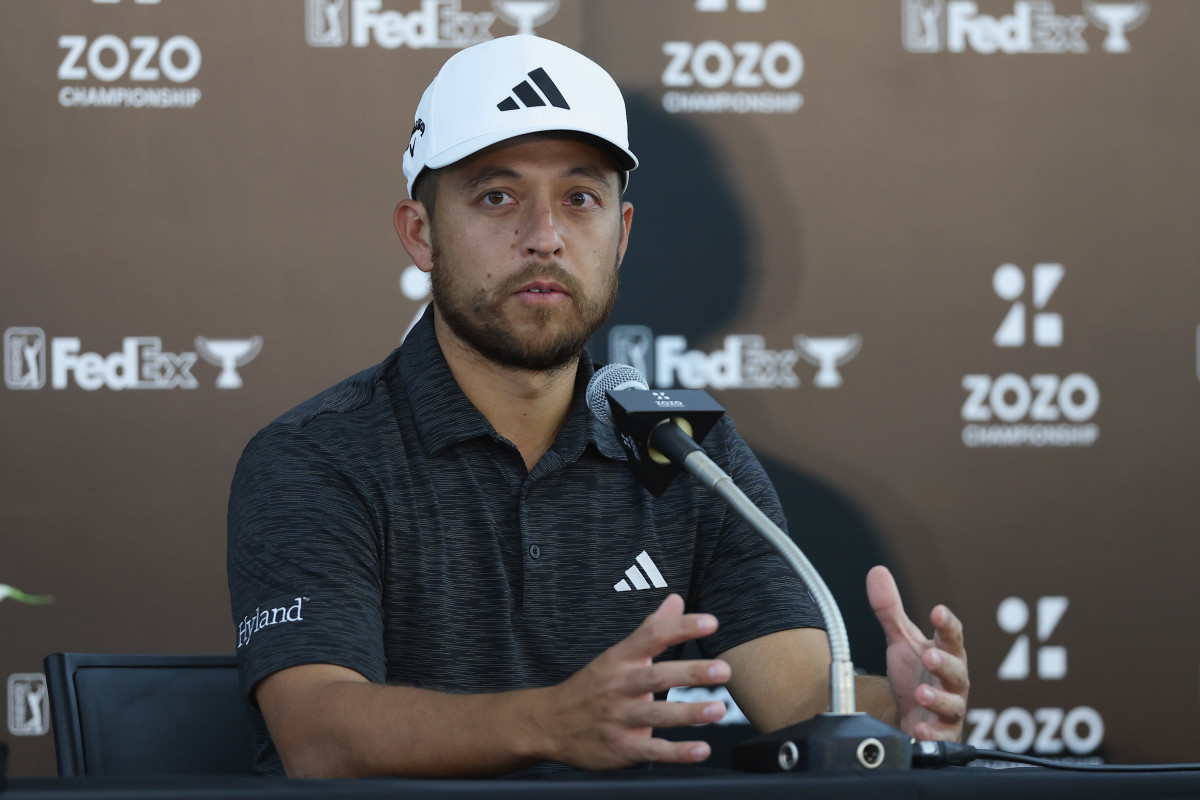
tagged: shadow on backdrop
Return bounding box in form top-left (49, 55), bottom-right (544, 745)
top-left (590, 92), bottom-right (895, 687)
top-left (596, 92), bottom-right (751, 341)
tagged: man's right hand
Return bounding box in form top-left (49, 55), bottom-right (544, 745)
top-left (531, 592), bottom-right (730, 770)
top-left (257, 593), bottom-right (727, 778)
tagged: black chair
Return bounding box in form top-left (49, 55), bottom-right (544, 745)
top-left (43, 653), bottom-right (256, 776)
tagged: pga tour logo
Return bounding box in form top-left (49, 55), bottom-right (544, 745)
top-left (609, 325), bottom-right (860, 390)
top-left (8, 674), bottom-right (49, 737)
top-left (4, 328), bottom-right (261, 391)
top-left (903, 0), bottom-right (1150, 54)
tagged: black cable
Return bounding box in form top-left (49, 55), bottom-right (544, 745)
top-left (912, 740), bottom-right (1200, 772)
top-left (973, 749), bottom-right (1200, 772)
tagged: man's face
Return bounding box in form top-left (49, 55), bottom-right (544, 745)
top-left (426, 135), bottom-right (632, 372)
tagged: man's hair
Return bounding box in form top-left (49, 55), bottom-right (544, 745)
top-left (411, 168), bottom-right (440, 223)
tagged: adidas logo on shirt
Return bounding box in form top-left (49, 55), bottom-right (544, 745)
top-left (614, 550), bottom-right (668, 592)
top-left (497, 67), bottom-right (570, 111)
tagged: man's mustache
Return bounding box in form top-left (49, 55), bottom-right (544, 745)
top-left (495, 261), bottom-right (585, 299)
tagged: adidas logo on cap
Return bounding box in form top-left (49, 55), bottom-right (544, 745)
top-left (497, 67), bottom-right (570, 111)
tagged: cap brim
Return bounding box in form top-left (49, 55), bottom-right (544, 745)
top-left (425, 125), bottom-right (637, 174)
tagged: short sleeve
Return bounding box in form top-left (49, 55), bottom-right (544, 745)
top-left (227, 423), bottom-right (388, 702)
top-left (690, 419), bottom-right (826, 658)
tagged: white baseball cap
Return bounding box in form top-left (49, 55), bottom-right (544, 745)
top-left (402, 35), bottom-right (638, 196)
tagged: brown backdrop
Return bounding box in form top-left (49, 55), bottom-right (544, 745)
top-left (3, 0), bottom-right (1198, 776)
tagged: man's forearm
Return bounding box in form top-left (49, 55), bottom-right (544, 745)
top-left (261, 598), bottom-right (729, 777)
top-left (263, 672), bottom-right (555, 779)
top-left (855, 674), bottom-right (900, 727)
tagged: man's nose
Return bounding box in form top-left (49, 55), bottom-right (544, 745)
top-left (519, 199), bottom-right (565, 258)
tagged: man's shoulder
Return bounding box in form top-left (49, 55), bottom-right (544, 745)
top-left (236, 351), bottom-right (405, 470)
top-left (232, 351), bottom-right (408, 494)
top-left (272, 350), bottom-right (401, 431)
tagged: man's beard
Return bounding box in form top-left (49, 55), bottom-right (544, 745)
top-left (430, 246), bottom-right (620, 373)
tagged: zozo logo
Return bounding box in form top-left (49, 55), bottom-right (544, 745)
top-left (961, 373), bottom-right (1099, 423)
top-left (967, 706), bottom-right (1104, 755)
top-left (58, 35), bottom-right (201, 83)
top-left (663, 41), bottom-right (802, 89)
top-left (996, 596), bottom-right (1067, 680)
top-left (961, 263), bottom-right (1100, 448)
top-left (965, 595), bottom-right (1105, 756)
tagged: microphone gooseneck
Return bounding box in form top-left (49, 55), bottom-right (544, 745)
top-left (589, 364), bottom-right (920, 773)
top-left (585, 363), bottom-right (856, 716)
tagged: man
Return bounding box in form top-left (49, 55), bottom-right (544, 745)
top-left (227, 35), bottom-right (968, 779)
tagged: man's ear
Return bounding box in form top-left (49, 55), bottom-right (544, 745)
top-left (616, 200), bottom-right (634, 269)
top-left (394, 199), bottom-right (434, 273)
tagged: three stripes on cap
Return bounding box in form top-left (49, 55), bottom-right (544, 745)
top-left (497, 67), bottom-right (570, 111)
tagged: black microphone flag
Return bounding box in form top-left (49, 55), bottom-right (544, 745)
top-left (586, 364), bottom-right (726, 496)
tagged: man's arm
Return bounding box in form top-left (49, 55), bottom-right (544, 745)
top-left (721, 566), bottom-right (968, 740)
top-left (257, 594), bottom-right (733, 778)
top-left (718, 628), bottom-right (902, 731)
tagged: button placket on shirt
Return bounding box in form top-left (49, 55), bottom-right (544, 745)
top-left (520, 450), bottom-right (568, 604)
top-left (518, 482), bottom-right (544, 609)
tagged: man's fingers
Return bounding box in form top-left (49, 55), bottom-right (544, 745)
top-left (626, 659), bottom-right (730, 696)
top-left (922, 647), bottom-right (969, 694)
top-left (931, 604), bottom-right (966, 659)
top-left (911, 719), bottom-right (961, 743)
top-left (652, 592), bottom-right (686, 619)
top-left (866, 565), bottom-right (920, 643)
top-left (617, 594), bottom-right (718, 660)
top-left (913, 683), bottom-right (967, 731)
top-left (637, 736), bottom-right (713, 765)
top-left (626, 698), bottom-right (727, 729)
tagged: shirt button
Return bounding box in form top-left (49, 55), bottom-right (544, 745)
top-left (529, 544), bottom-right (541, 560)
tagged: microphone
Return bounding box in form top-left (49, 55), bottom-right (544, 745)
top-left (585, 364), bottom-right (726, 496)
top-left (587, 363), bottom-right (911, 774)
top-left (584, 362), bottom-right (650, 428)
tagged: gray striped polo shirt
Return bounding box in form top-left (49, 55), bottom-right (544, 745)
top-left (227, 307), bottom-right (821, 776)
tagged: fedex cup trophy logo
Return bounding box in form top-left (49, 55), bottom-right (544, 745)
top-left (194, 337), bottom-right (263, 389)
top-left (491, 0), bottom-right (560, 35)
top-left (1082, 2), bottom-right (1150, 52)
top-left (794, 335), bottom-right (862, 388)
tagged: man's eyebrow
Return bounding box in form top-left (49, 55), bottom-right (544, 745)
top-left (457, 166), bottom-right (522, 191)
top-left (564, 165), bottom-right (613, 189)
top-left (456, 164), bottom-right (614, 191)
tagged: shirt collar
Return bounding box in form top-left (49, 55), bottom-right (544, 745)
top-left (391, 305), bottom-right (628, 464)
top-left (391, 306), bottom-right (494, 458)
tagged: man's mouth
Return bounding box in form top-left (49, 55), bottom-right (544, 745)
top-left (516, 281), bottom-right (569, 298)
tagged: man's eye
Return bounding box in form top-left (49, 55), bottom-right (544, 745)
top-left (484, 191), bottom-right (510, 206)
top-left (568, 193), bottom-right (594, 207)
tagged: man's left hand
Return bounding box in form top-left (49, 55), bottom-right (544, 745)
top-left (867, 565), bottom-right (969, 741)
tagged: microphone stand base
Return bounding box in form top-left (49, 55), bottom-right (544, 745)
top-left (732, 713), bottom-right (912, 774)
